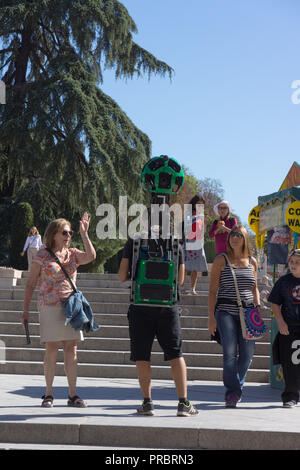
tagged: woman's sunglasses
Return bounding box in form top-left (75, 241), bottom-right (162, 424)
top-left (229, 232), bottom-right (243, 239)
top-left (62, 230), bottom-right (74, 237)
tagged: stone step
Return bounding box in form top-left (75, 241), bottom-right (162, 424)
top-left (0, 301), bottom-right (272, 321)
top-left (0, 300), bottom-right (212, 316)
top-left (0, 310), bottom-right (272, 329)
top-left (2, 374), bottom-right (300, 450)
top-left (0, 322), bottom-right (272, 342)
top-left (21, 272), bottom-right (121, 280)
top-left (0, 271), bottom-right (273, 386)
top-left (0, 347), bottom-right (270, 369)
top-left (21, 270), bottom-right (212, 281)
top-left (0, 360), bottom-right (269, 382)
top-left (17, 278), bottom-right (210, 289)
top-left (0, 334), bottom-right (271, 355)
top-left (0, 288), bottom-right (210, 305)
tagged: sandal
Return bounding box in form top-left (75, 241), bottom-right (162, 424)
top-left (41, 394), bottom-right (54, 408)
top-left (67, 395), bottom-right (87, 408)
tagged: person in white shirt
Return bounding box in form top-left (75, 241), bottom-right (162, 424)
top-left (20, 226), bottom-right (43, 270)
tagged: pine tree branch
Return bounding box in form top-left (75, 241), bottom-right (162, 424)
top-left (37, 19), bottom-right (61, 48)
top-left (0, 47), bottom-right (13, 54)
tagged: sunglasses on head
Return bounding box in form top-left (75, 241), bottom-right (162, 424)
top-left (62, 230), bottom-right (74, 237)
top-left (229, 232), bottom-right (243, 239)
top-left (289, 249), bottom-right (300, 258)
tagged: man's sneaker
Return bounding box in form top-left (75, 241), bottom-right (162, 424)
top-left (283, 400), bottom-right (297, 408)
top-left (136, 400), bottom-right (155, 416)
top-left (177, 400), bottom-right (198, 417)
top-left (225, 394), bottom-right (240, 408)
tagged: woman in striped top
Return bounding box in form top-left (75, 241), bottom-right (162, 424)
top-left (208, 225), bottom-right (260, 408)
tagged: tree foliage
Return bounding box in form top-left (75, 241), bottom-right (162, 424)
top-left (0, 0), bottom-right (173, 270)
top-left (10, 202), bottom-right (34, 269)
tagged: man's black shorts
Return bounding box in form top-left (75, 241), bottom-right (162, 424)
top-left (127, 304), bottom-right (183, 362)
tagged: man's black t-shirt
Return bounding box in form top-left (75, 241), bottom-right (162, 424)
top-left (268, 273), bottom-right (300, 333)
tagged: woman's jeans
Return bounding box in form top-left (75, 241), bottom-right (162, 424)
top-left (215, 310), bottom-right (255, 400)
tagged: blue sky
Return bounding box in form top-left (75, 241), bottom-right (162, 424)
top-left (101, 0), bottom-right (300, 225)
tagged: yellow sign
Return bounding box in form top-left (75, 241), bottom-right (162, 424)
top-left (285, 201), bottom-right (300, 233)
top-left (248, 206), bottom-right (260, 234)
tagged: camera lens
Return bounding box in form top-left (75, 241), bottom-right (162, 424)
top-left (158, 172), bottom-right (172, 189)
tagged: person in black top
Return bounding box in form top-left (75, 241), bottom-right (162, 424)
top-left (269, 248), bottom-right (300, 408)
top-left (118, 235), bottom-right (198, 417)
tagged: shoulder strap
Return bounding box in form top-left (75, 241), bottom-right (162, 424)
top-left (222, 253), bottom-right (228, 265)
top-left (46, 248), bottom-right (77, 293)
top-left (223, 253), bottom-right (242, 308)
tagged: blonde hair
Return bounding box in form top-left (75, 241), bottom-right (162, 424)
top-left (43, 218), bottom-right (71, 250)
top-left (28, 226), bottom-right (39, 237)
top-left (226, 225), bottom-right (252, 258)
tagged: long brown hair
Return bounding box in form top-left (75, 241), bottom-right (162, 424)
top-left (43, 218), bottom-right (71, 250)
top-left (226, 225), bottom-right (252, 258)
top-left (28, 226), bottom-right (39, 237)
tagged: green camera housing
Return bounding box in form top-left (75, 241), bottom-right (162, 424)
top-left (130, 155), bottom-right (184, 307)
top-left (130, 238), bottom-right (180, 307)
top-left (141, 155), bottom-right (184, 194)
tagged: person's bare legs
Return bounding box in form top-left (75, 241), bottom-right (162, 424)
top-left (190, 270), bottom-right (198, 294)
top-left (136, 361), bottom-right (151, 398)
top-left (62, 340), bottom-right (78, 398)
top-left (135, 361), bottom-right (154, 415)
top-left (170, 357), bottom-right (187, 399)
top-left (44, 341), bottom-right (59, 396)
top-left (171, 356), bottom-right (198, 416)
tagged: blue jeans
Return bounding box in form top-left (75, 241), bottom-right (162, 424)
top-left (215, 310), bottom-right (255, 400)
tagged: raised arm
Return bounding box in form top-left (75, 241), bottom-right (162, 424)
top-left (74, 212), bottom-right (96, 265)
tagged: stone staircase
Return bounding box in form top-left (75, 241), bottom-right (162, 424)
top-left (0, 271), bottom-right (271, 383)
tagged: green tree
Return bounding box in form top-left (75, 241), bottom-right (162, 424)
top-left (10, 202), bottom-right (34, 269)
top-left (0, 0), bottom-right (173, 270)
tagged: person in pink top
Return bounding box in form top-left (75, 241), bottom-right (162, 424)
top-left (209, 201), bottom-right (237, 254)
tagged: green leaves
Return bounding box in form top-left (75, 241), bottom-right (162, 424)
top-left (0, 0), bottom-right (173, 269)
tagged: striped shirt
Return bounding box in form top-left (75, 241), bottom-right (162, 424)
top-left (216, 258), bottom-right (255, 316)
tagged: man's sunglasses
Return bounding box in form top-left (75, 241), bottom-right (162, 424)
top-left (229, 232), bottom-right (243, 239)
top-left (62, 230), bottom-right (74, 237)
